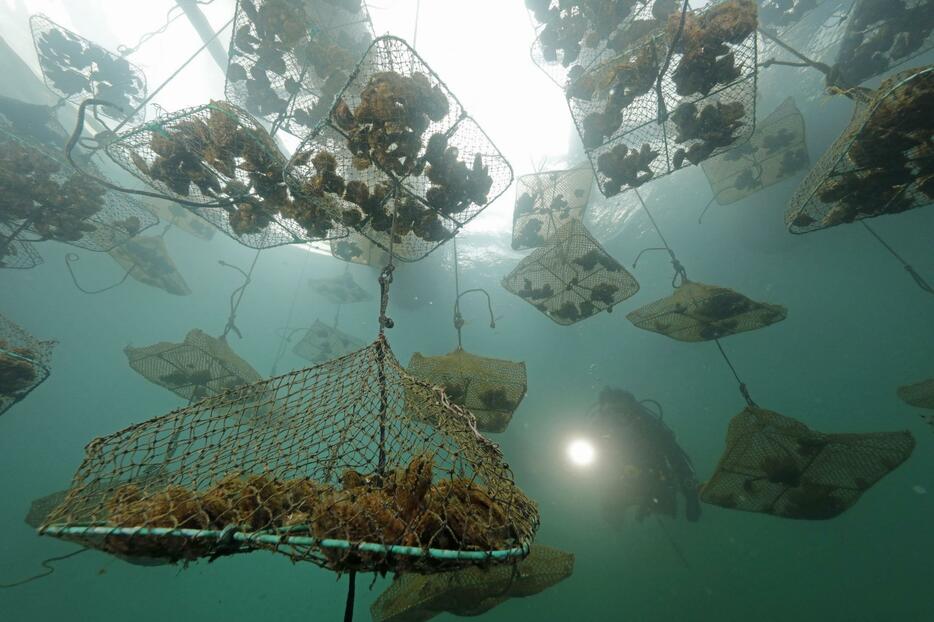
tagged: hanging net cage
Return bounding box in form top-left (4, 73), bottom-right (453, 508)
top-left (897, 377), bottom-right (934, 429)
top-left (408, 349), bottom-right (528, 435)
top-left (371, 543), bottom-right (574, 622)
top-left (625, 280), bottom-right (787, 342)
top-left (330, 230), bottom-right (389, 266)
top-left (786, 66), bottom-right (933, 233)
top-left (833, 0), bottom-right (934, 87)
top-left (527, 1), bottom-right (676, 92)
top-left (566, 0), bottom-right (759, 198)
top-left (40, 335), bottom-right (539, 573)
top-left (0, 123), bottom-right (159, 264)
top-left (292, 319), bottom-right (364, 364)
top-left (503, 218), bottom-right (640, 325)
top-left (309, 272), bottom-right (371, 304)
top-left (104, 100), bottom-right (347, 249)
top-left (125, 329), bottom-right (262, 403)
top-left (0, 313), bottom-right (55, 418)
top-left (107, 235), bottom-right (192, 296)
top-left (29, 14), bottom-right (148, 124)
top-left (701, 96), bottom-right (809, 206)
top-left (512, 166), bottom-right (593, 251)
top-left (286, 35), bottom-right (514, 262)
top-left (700, 406), bottom-right (915, 519)
top-left (224, 0), bottom-right (374, 138)
top-left (147, 200), bottom-right (217, 241)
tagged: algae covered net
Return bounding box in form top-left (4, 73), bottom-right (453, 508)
top-left (125, 329), bottom-right (262, 402)
top-left (224, 0), bottom-right (374, 137)
top-left (105, 100), bottom-right (346, 249)
top-left (700, 406), bottom-right (915, 519)
top-left (512, 166), bottom-right (593, 251)
top-left (0, 313), bottom-right (55, 418)
top-left (567, 0), bottom-right (759, 198)
top-left (833, 0), bottom-right (934, 87)
top-left (503, 218), bottom-right (639, 325)
top-left (626, 281), bottom-right (786, 342)
top-left (786, 66), bottom-right (933, 233)
top-left (292, 319), bottom-right (363, 364)
top-left (30, 14), bottom-right (147, 123)
top-left (701, 97), bottom-right (808, 206)
top-left (0, 125), bottom-right (158, 263)
top-left (371, 543), bottom-right (574, 622)
top-left (287, 36), bottom-right (514, 262)
top-left (108, 235), bottom-right (191, 296)
top-left (41, 336), bottom-right (539, 571)
top-left (407, 349), bottom-right (527, 434)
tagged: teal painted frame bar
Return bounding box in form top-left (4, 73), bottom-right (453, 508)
top-left (42, 524), bottom-right (530, 561)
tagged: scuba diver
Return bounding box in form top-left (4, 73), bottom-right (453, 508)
top-left (591, 387), bottom-right (701, 525)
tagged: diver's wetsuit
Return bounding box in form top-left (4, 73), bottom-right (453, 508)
top-left (594, 387), bottom-right (701, 523)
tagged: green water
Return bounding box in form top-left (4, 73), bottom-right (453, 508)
top-left (2, 1), bottom-right (933, 621)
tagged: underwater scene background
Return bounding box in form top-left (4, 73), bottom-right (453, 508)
top-left (1, 1), bottom-right (933, 621)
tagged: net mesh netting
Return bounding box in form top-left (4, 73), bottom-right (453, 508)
top-left (625, 280), bottom-right (787, 342)
top-left (700, 406), bottom-right (915, 519)
top-left (567, 0), bottom-right (759, 198)
top-left (502, 219), bottom-right (639, 325)
top-left (108, 235), bottom-right (191, 296)
top-left (309, 273), bottom-right (370, 304)
top-left (330, 230), bottom-right (389, 266)
top-left (292, 319), bottom-right (363, 364)
top-left (0, 313), bottom-right (55, 418)
top-left (105, 100), bottom-right (346, 249)
top-left (125, 329), bottom-right (262, 403)
top-left (528, 1), bottom-right (671, 91)
top-left (701, 96), bottom-right (808, 206)
top-left (833, 0), bottom-right (934, 87)
top-left (0, 224), bottom-right (42, 270)
top-left (786, 66), bottom-right (933, 233)
top-left (370, 543), bottom-right (574, 622)
top-left (0, 125), bottom-right (159, 262)
top-left (512, 167), bottom-right (593, 251)
top-left (287, 36), bottom-right (514, 262)
top-left (41, 336), bottom-right (539, 571)
top-left (224, 0), bottom-right (374, 138)
top-left (407, 349), bottom-right (527, 434)
top-left (897, 377), bottom-right (934, 410)
top-left (30, 14), bottom-right (147, 123)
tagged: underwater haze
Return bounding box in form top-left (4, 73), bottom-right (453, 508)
top-left (1, 1), bottom-right (933, 621)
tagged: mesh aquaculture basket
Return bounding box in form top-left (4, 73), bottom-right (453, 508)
top-left (108, 235), bottom-right (191, 296)
top-left (502, 219), bottom-right (639, 325)
top-left (512, 167), bottom-right (593, 251)
top-left (371, 543), bottom-right (574, 622)
top-left (786, 66), bottom-right (933, 233)
top-left (125, 329), bottom-right (262, 402)
top-left (224, 0), bottom-right (374, 138)
top-left (567, 0), bottom-right (759, 198)
top-left (408, 350), bottom-right (527, 434)
top-left (528, 1), bottom-right (669, 91)
top-left (700, 406), bottom-right (915, 519)
top-left (897, 377), bottom-right (934, 410)
top-left (330, 230), bottom-right (389, 266)
top-left (287, 36), bottom-right (514, 262)
top-left (0, 224), bottom-right (42, 270)
top-left (701, 96), bottom-right (808, 206)
top-left (30, 14), bottom-right (147, 123)
top-left (0, 125), bottom-right (159, 260)
top-left (27, 490), bottom-right (68, 530)
top-left (833, 0), bottom-right (934, 87)
top-left (0, 313), bottom-right (55, 418)
top-left (147, 200), bottom-right (216, 241)
top-left (309, 272), bottom-right (370, 304)
top-left (625, 280), bottom-right (786, 342)
top-left (292, 319), bottom-right (364, 364)
top-left (41, 336), bottom-right (538, 571)
top-left (105, 101), bottom-right (346, 249)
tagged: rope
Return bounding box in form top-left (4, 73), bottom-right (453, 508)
top-left (451, 237), bottom-right (496, 348)
top-left (219, 249), bottom-right (263, 340)
top-left (344, 571), bottom-right (357, 622)
top-left (756, 26), bottom-right (844, 90)
top-left (633, 190), bottom-right (688, 287)
top-left (0, 548), bottom-right (88, 588)
top-left (412, 0), bottom-right (421, 49)
top-left (64, 222), bottom-right (174, 295)
top-left (654, 0), bottom-right (690, 124)
top-left (861, 221), bottom-right (933, 295)
top-left (378, 205), bottom-right (399, 334)
top-left (269, 250), bottom-right (313, 375)
top-left (714, 338), bottom-right (756, 407)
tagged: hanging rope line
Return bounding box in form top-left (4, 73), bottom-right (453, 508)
top-left (860, 221), bottom-right (933, 295)
top-left (218, 249), bottom-right (263, 340)
top-left (412, 0), bottom-right (421, 49)
top-left (0, 548), bottom-right (88, 589)
top-left (269, 250), bottom-right (313, 375)
top-left (344, 570), bottom-right (357, 622)
top-left (714, 338), bottom-right (757, 407)
top-left (378, 206), bottom-right (399, 334)
top-left (632, 190), bottom-right (688, 287)
top-left (116, 2), bottom-right (209, 57)
top-left (64, 222), bottom-right (174, 295)
top-left (451, 237), bottom-right (495, 349)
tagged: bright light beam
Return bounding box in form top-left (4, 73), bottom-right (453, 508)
top-left (566, 438), bottom-right (596, 467)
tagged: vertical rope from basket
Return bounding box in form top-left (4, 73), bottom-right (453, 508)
top-left (452, 236), bottom-right (495, 350)
top-left (219, 248), bottom-right (263, 339)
